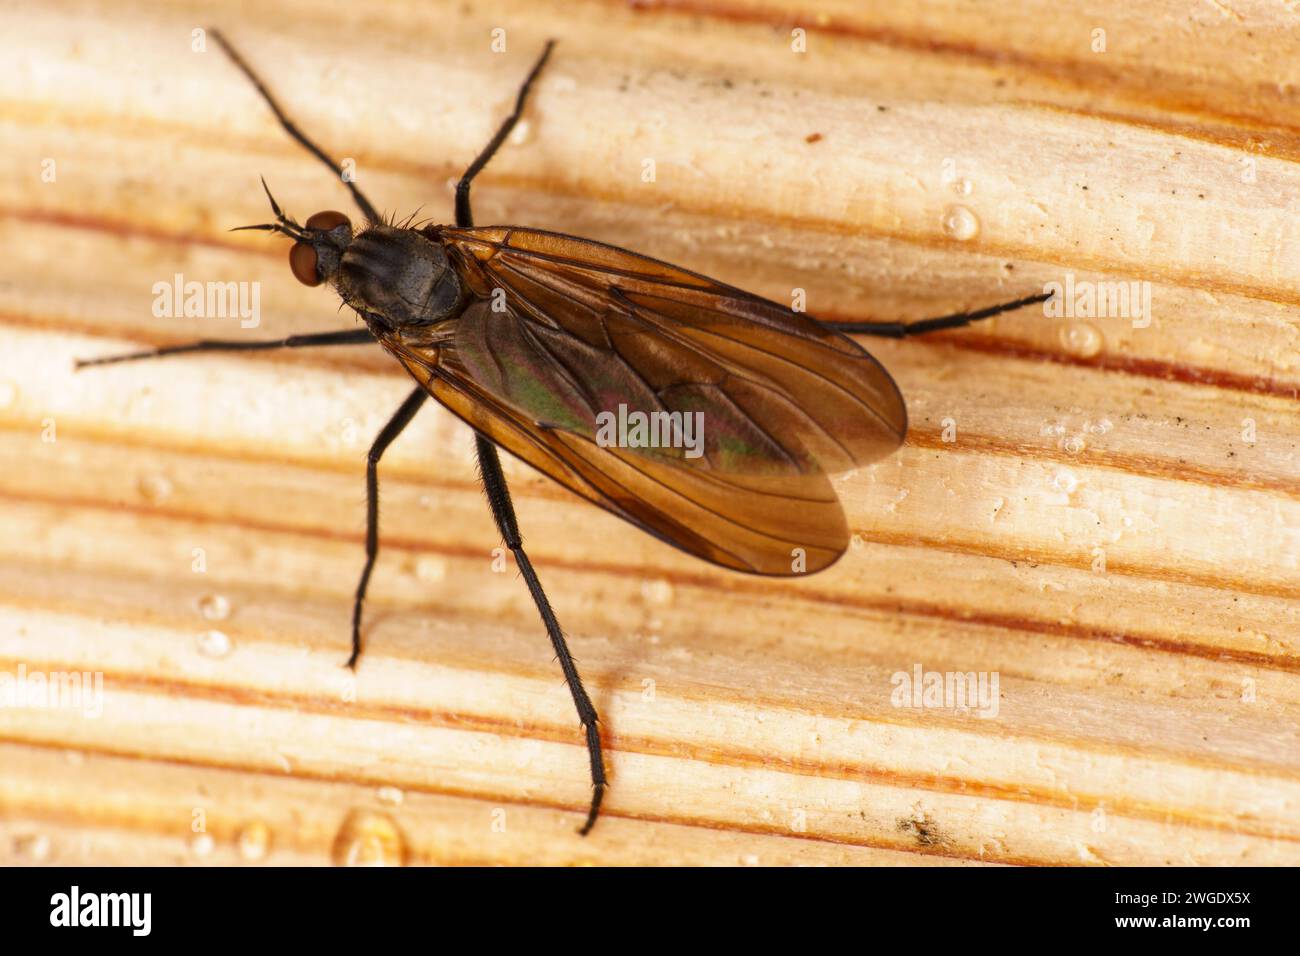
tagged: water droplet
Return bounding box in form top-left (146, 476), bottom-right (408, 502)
top-left (189, 833), bottom-right (215, 858)
top-left (1053, 468), bottom-right (1079, 494)
top-left (1090, 418), bottom-right (1113, 435)
top-left (951, 178), bottom-right (973, 196)
top-left (641, 579), bottom-right (674, 605)
top-left (941, 205), bottom-right (980, 241)
top-left (332, 810), bottom-right (407, 867)
top-left (415, 556), bottom-right (447, 583)
top-left (376, 785), bottom-right (404, 807)
top-left (850, 533), bottom-right (865, 550)
top-left (138, 473), bottom-right (173, 504)
top-left (0, 381), bottom-right (18, 409)
top-left (740, 854), bottom-right (760, 866)
top-left (14, 833), bottom-right (50, 860)
top-left (1060, 434), bottom-right (1086, 455)
top-left (197, 629), bottom-right (231, 658)
top-left (237, 821), bottom-right (271, 862)
top-left (196, 594), bottom-right (230, 621)
top-left (1059, 322), bottom-right (1104, 358)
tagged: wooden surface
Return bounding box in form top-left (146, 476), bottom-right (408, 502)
top-left (1, 0), bottom-right (1298, 865)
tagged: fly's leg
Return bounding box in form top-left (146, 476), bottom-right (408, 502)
top-left (75, 326), bottom-right (408, 669)
top-left (455, 38), bottom-right (600, 830)
top-left (474, 434), bottom-right (606, 835)
top-left (210, 28), bottom-right (382, 224)
top-left (348, 387), bottom-right (428, 669)
top-left (454, 40), bottom-right (555, 228)
top-left (75, 329), bottom-right (375, 368)
top-left (835, 292), bottom-right (1053, 337)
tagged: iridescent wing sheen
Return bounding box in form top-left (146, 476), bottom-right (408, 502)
top-left (392, 338), bottom-right (852, 574)
top-left (381, 225), bottom-right (908, 575)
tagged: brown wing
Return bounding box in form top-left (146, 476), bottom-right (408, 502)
top-left (431, 225), bottom-right (908, 474)
top-left (391, 335), bottom-right (851, 574)
top-left (381, 225), bottom-right (908, 575)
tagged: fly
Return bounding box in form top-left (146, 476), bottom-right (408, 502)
top-left (77, 30), bottom-right (1051, 834)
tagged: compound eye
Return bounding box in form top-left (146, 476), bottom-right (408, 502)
top-left (289, 242), bottom-right (322, 286)
top-left (305, 210), bottom-right (351, 232)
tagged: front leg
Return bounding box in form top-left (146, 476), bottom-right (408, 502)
top-left (210, 29), bottom-right (382, 224)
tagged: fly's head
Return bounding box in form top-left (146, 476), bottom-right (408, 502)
top-left (235, 179), bottom-right (463, 336)
top-left (286, 209), bottom-right (352, 287)
top-left (234, 178), bottom-right (354, 288)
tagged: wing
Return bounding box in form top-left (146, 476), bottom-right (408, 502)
top-left (390, 336), bottom-right (852, 574)
top-left (430, 225), bottom-right (908, 475)
top-left (382, 225), bottom-right (909, 575)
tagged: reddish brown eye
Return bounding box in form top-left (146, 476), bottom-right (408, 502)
top-left (289, 242), bottom-right (322, 286)
top-left (305, 210), bottom-right (351, 232)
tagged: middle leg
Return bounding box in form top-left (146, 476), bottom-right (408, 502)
top-left (454, 40), bottom-right (555, 228)
top-left (348, 386), bottom-right (428, 668)
top-left (75, 328), bottom-right (375, 369)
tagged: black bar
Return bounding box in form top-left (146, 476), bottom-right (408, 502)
top-left (1, 866), bottom-right (1280, 942)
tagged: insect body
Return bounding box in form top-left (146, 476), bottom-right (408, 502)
top-left (78, 31), bottom-right (1050, 834)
